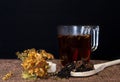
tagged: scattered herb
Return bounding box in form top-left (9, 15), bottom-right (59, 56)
top-left (16, 48), bottom-right (54, 80)
top-left (2, 71), bottom-right (13, 80)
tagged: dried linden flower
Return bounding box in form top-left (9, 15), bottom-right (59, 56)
top-left (16, 48), bottom-right (54, 79)
top-left (2, 71), bottom-right (13, 80)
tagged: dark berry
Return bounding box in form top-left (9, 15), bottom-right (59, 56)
top-left (57, 62), bottom-right (75, 78)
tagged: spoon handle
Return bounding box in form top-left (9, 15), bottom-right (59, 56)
top-left (104, 59), bottom-right (120, 67)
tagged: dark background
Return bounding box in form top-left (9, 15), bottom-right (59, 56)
top-left (0, 0), bottom-right (120, 60)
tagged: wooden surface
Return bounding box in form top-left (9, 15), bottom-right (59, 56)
top-left (0, 59), bottom-right (120, 82)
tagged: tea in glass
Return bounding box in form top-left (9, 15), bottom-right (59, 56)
top-left (57, 25), bottom-right (99, 66)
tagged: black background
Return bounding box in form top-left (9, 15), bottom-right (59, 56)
top-left (0, 0), bottom-right (120, 60)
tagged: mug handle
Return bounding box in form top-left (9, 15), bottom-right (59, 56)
top-left (91, 26), bottom-right (99, 52)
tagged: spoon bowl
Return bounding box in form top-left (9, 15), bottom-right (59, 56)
top-left (71, 59), bottom-right (120, 77)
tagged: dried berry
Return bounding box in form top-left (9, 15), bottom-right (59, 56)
top-left (57, 61), bottom-right (94, 78)
top-left (57, 62), bottom-right (75, 78)
top-left (75, 63), bottom-right (94, 72)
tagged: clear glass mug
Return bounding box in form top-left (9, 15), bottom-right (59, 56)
top-left (57, 25), bottom-right (99, 66)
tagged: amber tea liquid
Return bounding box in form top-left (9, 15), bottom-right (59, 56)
top-left (58, 35), bottom-right (91, 66)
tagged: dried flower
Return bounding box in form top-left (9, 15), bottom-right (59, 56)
top-left (16, 48), bottom-right (54, 79)
top-left (2, 71), bottom-right (13, 80)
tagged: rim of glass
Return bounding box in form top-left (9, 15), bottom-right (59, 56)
top-left (57, 25), bottom-right (99, 27)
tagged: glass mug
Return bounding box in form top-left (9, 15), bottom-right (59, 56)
top-left (57, 25), bottom-right (99, 66)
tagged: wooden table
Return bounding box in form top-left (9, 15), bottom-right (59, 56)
top-left (0, 59), bottom-right (120, 82)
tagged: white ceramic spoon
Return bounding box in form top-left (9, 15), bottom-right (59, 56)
top-left (71, 59), bottom-right (120, 77)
